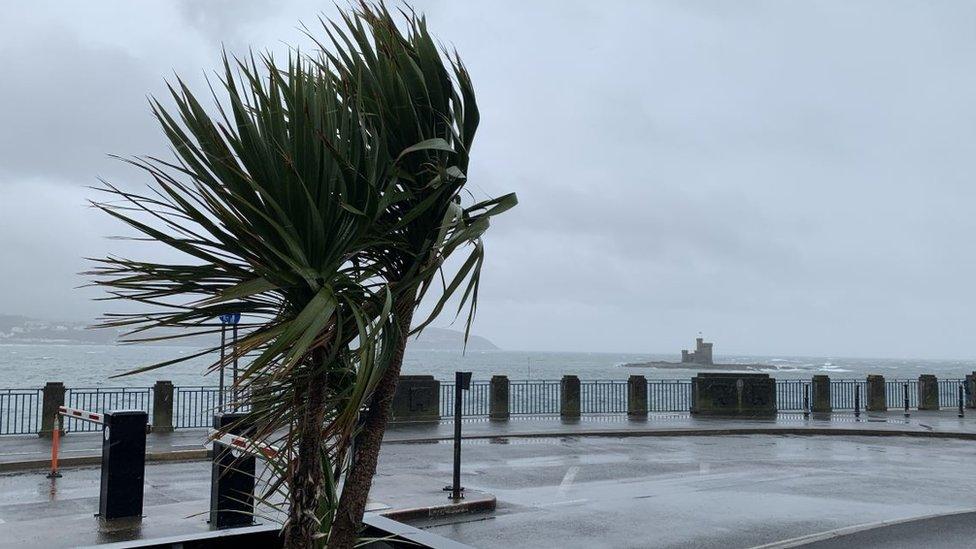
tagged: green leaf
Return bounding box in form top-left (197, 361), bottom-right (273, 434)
top-left (395, 138), bottom-right (455, 162)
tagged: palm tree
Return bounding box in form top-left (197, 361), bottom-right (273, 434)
top-left (89, 49), bottom-right (399, 546)
top-left (91, 4), bottom-right (514, 547)
top-left (309, 6), bottom-right (517, 546)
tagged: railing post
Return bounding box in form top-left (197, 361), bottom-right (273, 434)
top-left (811, 375), bottom-right (831, 413)
top-left (627, 375), bottom-right (648, 418)
top-left (865, 375), bottom-right (886, 412)
top-left (958, 384), bottom-right (965, 418)
top-left (966, 372), bottom-right (976, 409)
top-left (917, 374), bottom-right (939, 410)
top-left (40, 382), bottom-right (65, 438)
top-left (803, 384), bottom-right (810, 419)
top-left (560, 375), bottom-right (580, 419)
top-left (152, 380), bottom-right (174, 433)
top-left (854, 384), bottom-right (860, 418)
top-left (489, 375), bottom-right (510, 421)
top-left (903, 383), bottom-right (910, 417)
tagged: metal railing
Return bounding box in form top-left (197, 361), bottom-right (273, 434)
top-left (2, 376), bottom-right (974, 435)
top-left (0, 388), bottom-right (43, 435)
top-left (440, 381), bottom-right (490, 417)
top-left (510, 380), bottom-right (561, 415)
top-left (581, 380), bottom-right (628, 414)
top-left (173, 387), bottom-right (247, 429)
top-left (830, 379), bottom-right (867, 411)
top-left (938, 379), bottom-right (964, 408)
top-left (648, 379), bottom-right (692, 412)
top-left (886, 379), bottom-right (918, 409)
top-left (64, 387), bottom-right (152, 432)
top-left (776, 379), bottom-right (808, 411)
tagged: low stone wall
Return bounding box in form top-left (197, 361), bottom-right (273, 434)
top-left (690, 373), bottom-right (776, 417)
top-left (390, 375), bottom-right (441, 423)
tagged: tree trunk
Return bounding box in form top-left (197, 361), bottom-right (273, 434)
top-left (327, 300), bottom-right (414, 549)
top-left (284, 348), bottom-right (330, 548)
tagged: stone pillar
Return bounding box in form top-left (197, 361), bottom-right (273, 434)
top-left (865, 375), bottom-right (886, 412)
top-left (489, 375), bottom-right (510, 420)
top-left (152, 380), bottom-right (174, 433)
top-left (918, 374), bottom-right (939, 410)
top-left (560, 375), bottom-right (580, 419)
top-left (390, 375), bottom-right (440, 423)
top-left (966, 372), bottom-right (976, 409)
top-left (811, 375), bottom-right (831, 413)
top-left (627, 375), bottom-right (648, 417)
top-left (40, 381), bottom-right (66, 438)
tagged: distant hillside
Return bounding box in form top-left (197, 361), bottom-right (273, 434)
top-left (0, 315), bottom-right (498, 351)
top-left (0, 314), bottom-right (117, 344)
top-left (408, 327), bottom-right (498, 351)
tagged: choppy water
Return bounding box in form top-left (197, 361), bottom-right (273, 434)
top-left (1, 343), bottom-right (975, 388)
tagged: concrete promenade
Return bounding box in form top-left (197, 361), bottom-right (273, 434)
top-left (2, 411), bottom-right (976, 547)
top-left (5, 410), bottom-right (976, 469)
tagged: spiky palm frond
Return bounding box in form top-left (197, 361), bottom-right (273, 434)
top-left (310, 3), bottom-right (517, 341)
top-left (308, 4), bottom-right (516, 547)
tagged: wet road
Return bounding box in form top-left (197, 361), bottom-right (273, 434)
top-left (394, 435), bottom-right (976, 548)
top-left (2, 433), bottom-right (976, 547)
top-left (797, 510), bottom-right (976, 548)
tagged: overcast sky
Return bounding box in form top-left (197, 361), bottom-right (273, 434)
top-left (2, 1), bottom-right (976, 358)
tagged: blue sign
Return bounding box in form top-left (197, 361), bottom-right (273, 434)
top-left (219, 313), bottom-right (242, 325)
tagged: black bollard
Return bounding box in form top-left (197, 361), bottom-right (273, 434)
top-left (904, 383), bottom-right (910, 418)
top-left (444, 371), bottom-right (471, 501)
top-left (98, 410), bottom-right (148, 521)
top-left (959, 384), bottom-right (965, 418)
top-left (854, 384), bottom-right (860, 418)
top-left (803, 384), bottom-right (809, 419)
top-left (210, 413), bottom-right (256, 529)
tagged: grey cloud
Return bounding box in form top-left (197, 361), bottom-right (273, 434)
top-left (3, 0), bottom-right (976, 358)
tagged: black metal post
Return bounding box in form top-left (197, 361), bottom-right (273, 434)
top-left (98, 410), bottom-right (148, 521)
top-left (452, 376), bottom-right (462, 501)
top-left (803, 384), bottom-right (809, 419)
top-left (854, 384), bottom-right (860, 418)
top-left (232, 323), bottom-right (239, 406)
top-left (445, 371), bottom-right (471, 501)
top-left (959, 384), bottom-right (965, 418)
top-left (219, 324), bottom-right (226, 411)
top-left (903, 383), bottom-right (910, 418)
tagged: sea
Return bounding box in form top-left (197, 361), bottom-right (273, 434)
top-left (2, 343), bottom-right (976, 388)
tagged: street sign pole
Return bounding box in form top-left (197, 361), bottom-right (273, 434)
top-left (218, 322), bottom-right (226, 411)
top-left (232, 322), bottom-right (239, 405)
top-left (217, 313), bottom-right (241, 411)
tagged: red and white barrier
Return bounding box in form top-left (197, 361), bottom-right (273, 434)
top-left (208, 429), bottom-right (278, 459)
top-left (48, 405), bottom-right (105, 479)
top-left (58, 406), bottom-right (104, 424)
